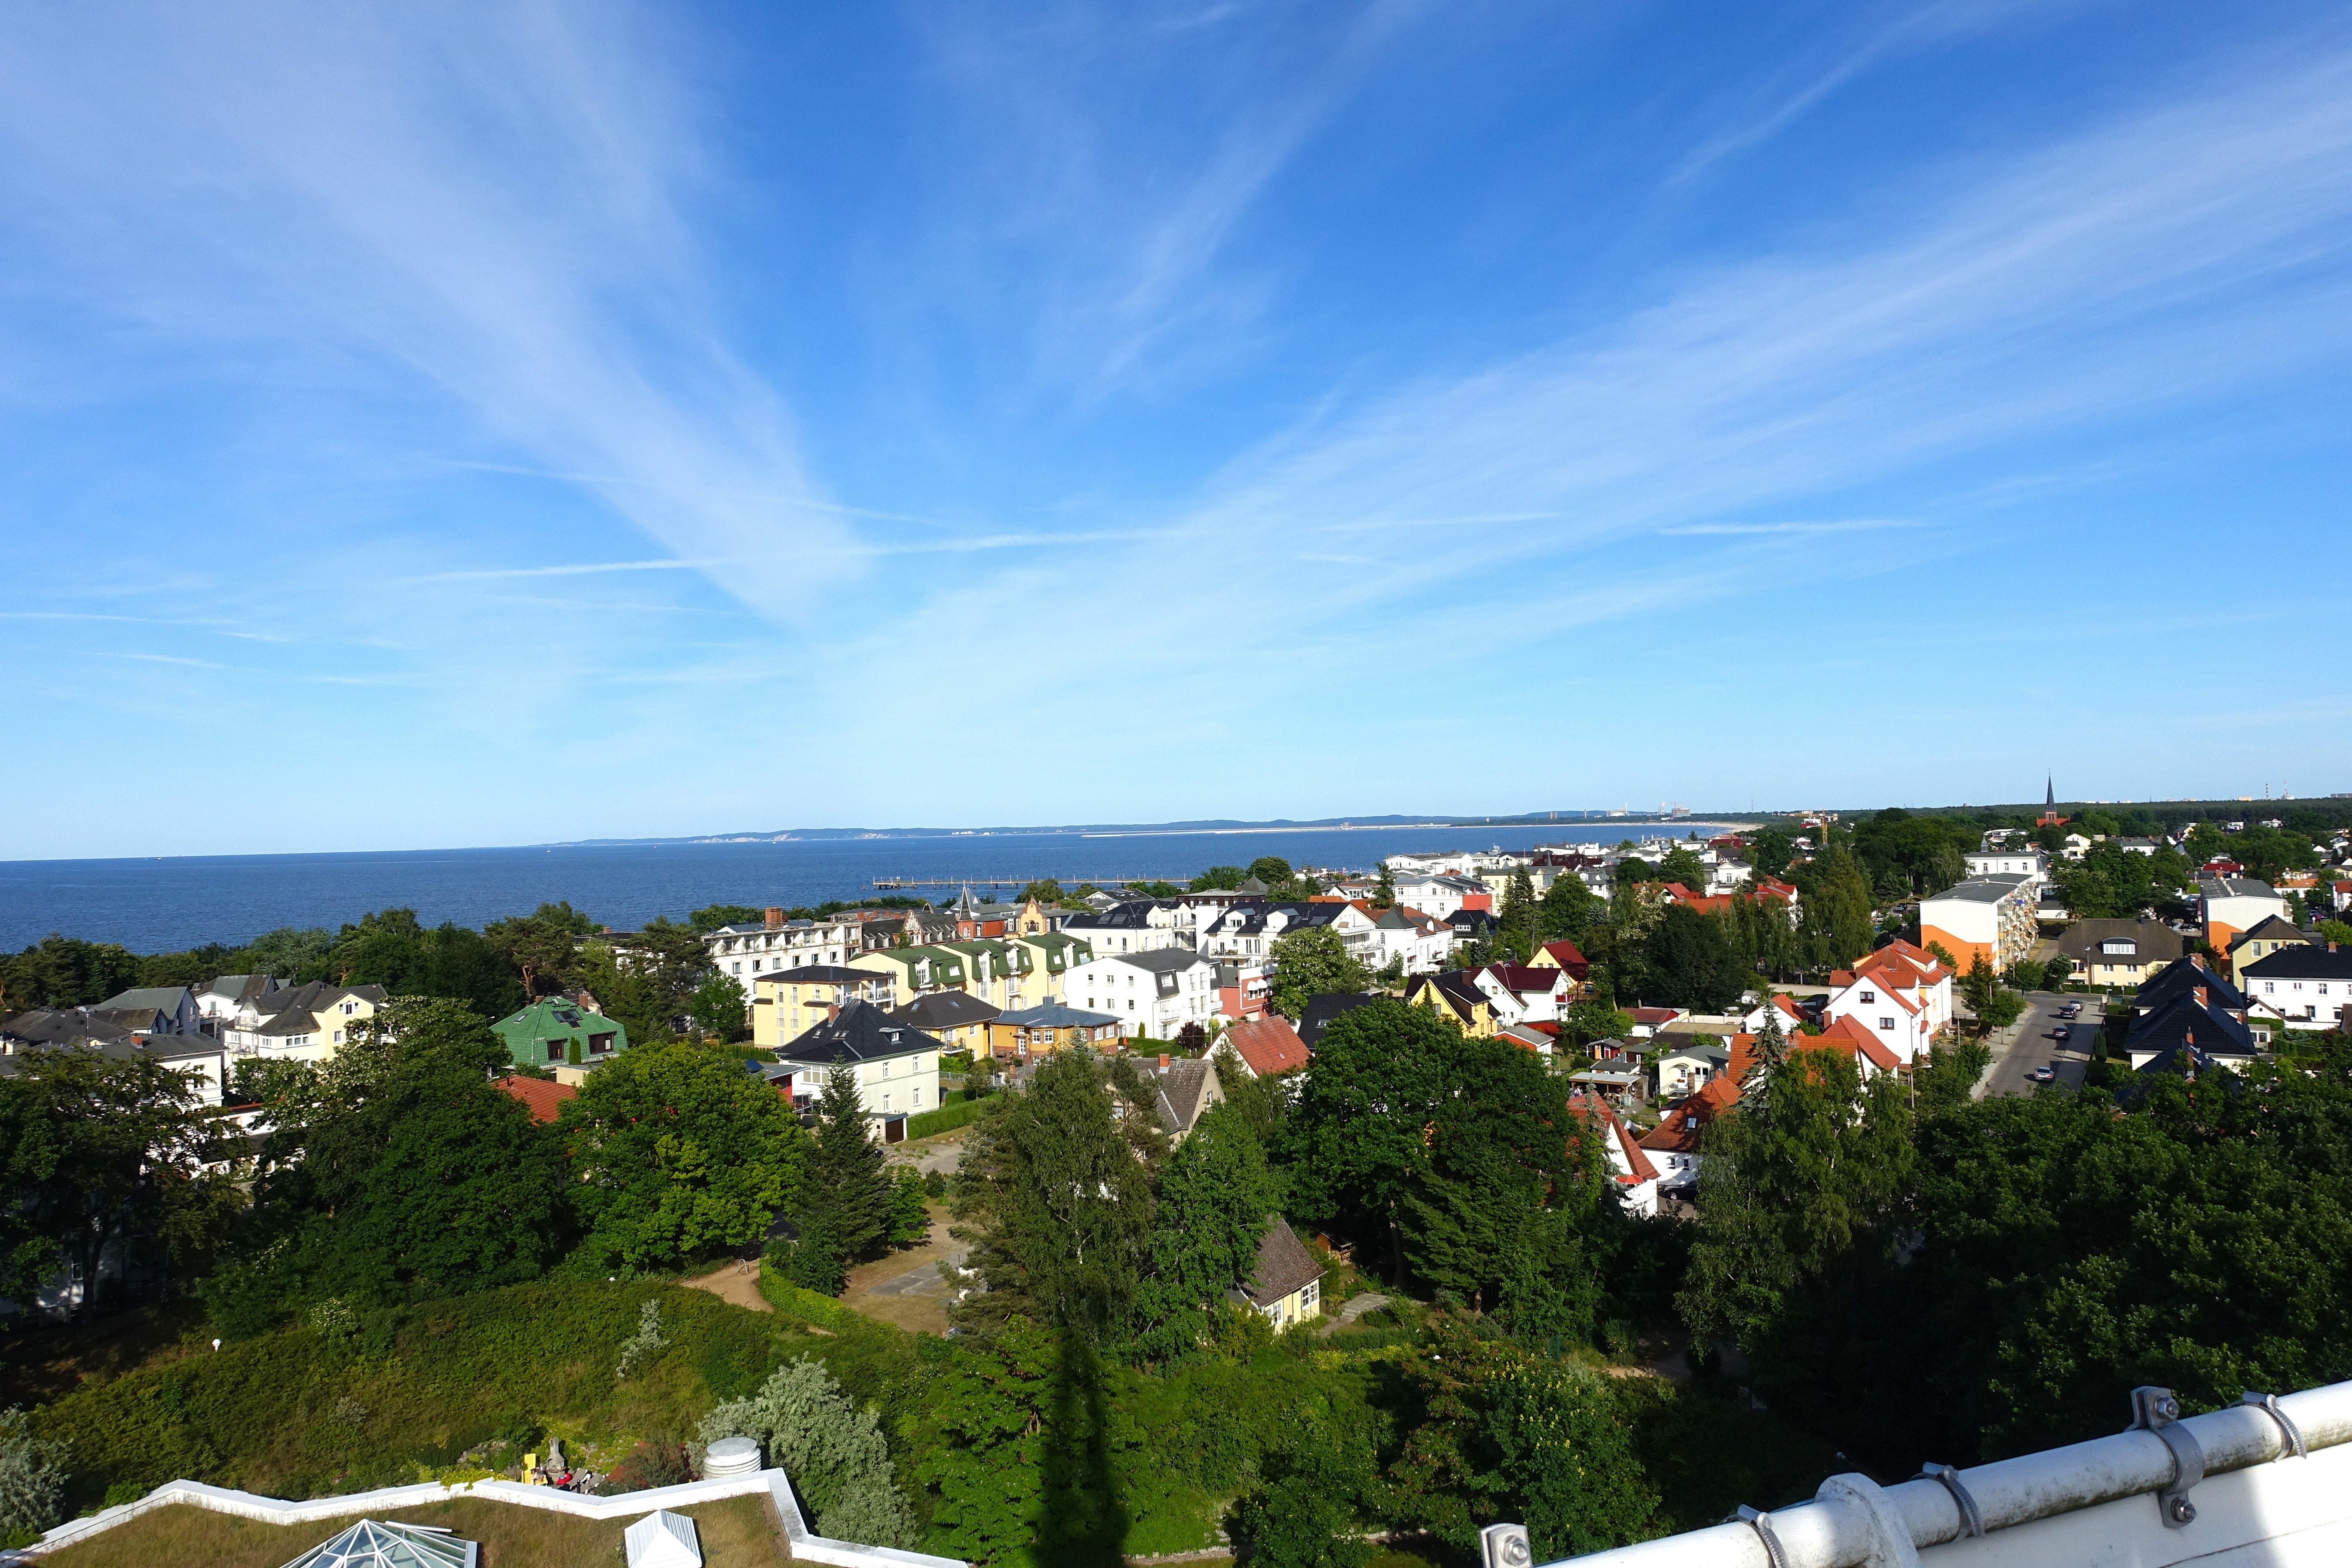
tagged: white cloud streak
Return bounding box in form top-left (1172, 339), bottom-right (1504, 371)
top-left (0, 2), bottom-right (848, 612)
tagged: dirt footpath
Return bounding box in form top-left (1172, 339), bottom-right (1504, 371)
top-left (681, 1261), bottom-right (773, 1314)
top-left (837, 1205), bottom-right (968, 1335)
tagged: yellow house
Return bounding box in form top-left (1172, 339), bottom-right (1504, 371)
top-left (1240, 1222), bottom-right (1326, 1330)
top-left (1007, 932), bottom-right (1094, 1004)
top-left (750, 965), bottom-right (898, 1052)
top-left (983, 1002), bottom-right (1123, 1060)
top-left (1406, 972), bottom-right (1495, 1037)
top-left (940, 940), bottom-right (1038, 1011)
top-left (849, 946), bottom-right (970, 1007)
top-left (2230, 916), bottom-right (2316, 989)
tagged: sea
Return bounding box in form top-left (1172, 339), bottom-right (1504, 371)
top-left (0, 822), bottom-right (1735, 955)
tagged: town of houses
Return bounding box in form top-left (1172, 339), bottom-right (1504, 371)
top-left (9, 815), bottom-right (2351, 1183)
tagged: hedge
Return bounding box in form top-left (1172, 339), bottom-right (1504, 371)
top-left (905, 1096), bottom-right (989, 1140)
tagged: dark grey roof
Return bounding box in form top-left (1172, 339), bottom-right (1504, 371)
top-left (1241, 1222), bottom-right (1323, 1308)
top-left (757, 965), bottom-right (883, 985)
top-left (1066, 901), bottom-right (1174, 931)
top-left (995, 1003), bottom-right (1121, 1029)
top-left (2242, 946), bottom-right (2352, 982)
top-left (2202, 878), bottom-right (2278, 898)
top-left (92, 986), bottom-right (193, 1016)
top-left (2137, 956), bottom-right (2248, 1014)
top-left (1138, 1057), bottom-right (1219, 1136)
top-left (201, 974), bottom-right (277, 1004)
top-left (2128, 993), bottom-right (2256, 1057)
top-left (1100, 948), bottom-right (1210, 974)
top-left (2058, 919), bottom-right (2186, 965)
top-left (1928, 875), bottom-right (2032, 904)
top-left (2228, 916), bottom-right (2312, 950)
top-left (1298, 992), bottom-right (1379, 1050)
top-left (780, 999), bottom-right (941, 1065)
top-left (889, 992), bottom-right (1001, 1030)
top-left (0, 1008), bottom-right (138, 1049)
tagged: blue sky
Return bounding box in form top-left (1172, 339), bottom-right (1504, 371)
top-left (3, 1), bottom-right (2349, 859)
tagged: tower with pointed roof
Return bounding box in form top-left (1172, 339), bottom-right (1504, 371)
top-left (2037, 775), bottom-right (2067, 828)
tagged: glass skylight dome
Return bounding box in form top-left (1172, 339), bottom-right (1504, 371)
top-left (280, 1519), bottom-right (477, 1568)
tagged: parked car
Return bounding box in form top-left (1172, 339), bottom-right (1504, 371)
top-left (2046, 1023), bottom-right (2070, 1040)
top-left (2029, 1064), bottom-right (2058, 1084)
top-left (2058, 1002), bottom-right (2082, 1019)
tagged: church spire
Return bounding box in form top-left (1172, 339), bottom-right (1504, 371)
top-left (2046, 775), bottom-right (2055, 808)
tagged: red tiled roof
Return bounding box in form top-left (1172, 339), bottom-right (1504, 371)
top-left (1629, 1006), bottom-right (1681, 1025)
top-left (1225, 1016), bottom-right (1310, 1078)
top-left (1537, 939), bottom-right (1591, 972)
top-left (1638, 1080), bottom-right (1734, 1155)
top-left (1570, 1092), bottom-right (1660, 1185)
top-left (1815, 1015), bottom-right (1903, 1072)
top-left (496, 1074), bottom-right (578, 1124)
top-left (1483, 964), bottom-right (1568, 995)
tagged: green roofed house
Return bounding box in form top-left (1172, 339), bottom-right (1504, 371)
top-left (282, 1518), bottom-right (476, 1568)
top-left (492, 996), bottom-right (628, 1086)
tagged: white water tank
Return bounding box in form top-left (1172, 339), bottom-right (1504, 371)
top-left (701, 1436), bottom-right (760, 1478)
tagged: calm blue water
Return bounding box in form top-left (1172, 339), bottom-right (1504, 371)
top-left (0, 822), bottom-right (1730, 954)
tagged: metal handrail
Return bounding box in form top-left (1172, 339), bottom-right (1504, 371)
top-left (1540, 1379), bottom-right (2352, 1568)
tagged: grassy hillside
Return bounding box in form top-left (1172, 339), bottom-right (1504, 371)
top-left (28, 1280), bottom-right (855, 1509)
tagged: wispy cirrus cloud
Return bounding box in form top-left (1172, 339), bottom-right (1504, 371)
top-left (0, 2), bottom-right (847, 612)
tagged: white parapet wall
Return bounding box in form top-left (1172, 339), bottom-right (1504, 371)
top-left (17, 1466), bottom-right (965, 1568)
top-left (1546, 1378), bottom-right (2352, 1568)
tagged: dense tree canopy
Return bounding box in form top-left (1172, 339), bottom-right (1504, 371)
top-left (560, 1038), bottom-right (807, 1272)
top-left (1268, 925), bottom-right (1372, 1020)
top-left (228, 997), bottom-right (566, 1316)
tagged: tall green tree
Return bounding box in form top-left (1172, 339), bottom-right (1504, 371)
top-left (951, 1052), bottom-right (1153, 1342)
top-left (1372, 864), bottom-right (1397, 909)
top-left (1797, 842), bottom-right (1875, 973)
top-left (1249, 857), bottom-right (1295, 888)
top-left (1280, 1000), bottom-right (1449, 1286)
top-left (1678, 1047), bottom-right (1911, 1372)
top-left (0, 936), bottom-right (141, 1011)
top-left (1537, 874), bottom-right (1602, 943)
top-left (1643, 905), bottom-right (1747, 1013)
top-left (484, 901), bottom-right (597, 997)
top-left (327, 908), bottom-right (526, 1019)
top-left (689, 973), bottom-right (750, 1041)
top-left (1131, 1102), bottom-right (1281, 1363)
top-left (786, 1064), bottom-right (894, 1294)
top-left (1268, 925), bottom-right (1371, 1020)
top-left (1497, 868), bottom-right (1538, 960)
top-left (560, 1038), bottom-right (806, 1272)
top-left (234, 997), bottom-right (566, 1311)
top-left (7, 1049), bottom-right (240, 1320)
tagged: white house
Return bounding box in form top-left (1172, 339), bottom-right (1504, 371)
top-left (1574, 1093), bottom-right (1661, 1219)
top-left (772, 999), bottom-right (942, 1133)
top-left (1067, 948), bottom-right (1219, 1041)
top-left (1062, 900), bottom-right (1193, 956)
top-left (1965, 848), bottom-right (2051, 887)
top-left (1468, 963), bottom-right (1572, 1027)
top-left (1390, 872), bottom-right (1492, 920)
top-left (1822, 940), bottom-right (1954, 1066)
top-left (2202, 878), bottom-right (2293, 958)
top-left (2240, 946), bottom-right (2352, 1028)
top-left (1362, 903), bottom-right (1455, 974)
top-left (704, 911), bottom-right (854, 985)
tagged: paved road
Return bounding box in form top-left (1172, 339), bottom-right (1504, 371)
top-left (1984, 990), bottom-right (2094, 1096)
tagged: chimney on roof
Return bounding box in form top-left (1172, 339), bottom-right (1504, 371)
top-left (765, 906), bottom-right (784, 929)
top-left (1159, 1054), bottom-right (1170, 1069)
top-left (2190, 953), bottom-right (2206, 972)
top-left (2194, 985), bottom-right (2207, 1010)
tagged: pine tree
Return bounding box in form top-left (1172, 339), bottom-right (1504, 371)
top-left (1373, 863), bottom-right (1396, 910)
top-left (790, 1063), bottom-right (892, 1294)
top-left (1131, 1103), bottom-right (1280, 1363)
top-left (1742, 1008), bottom-right (1789, 1106)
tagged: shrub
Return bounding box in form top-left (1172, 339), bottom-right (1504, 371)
top-left (698, 1359), bottom-right (917, 1546)
top-left (598, 1437), bottom-right (692, 1494)
top-left (0, 1407), bottom-right (69, 1543)
top-left (906, 1098), bottom-right (987, 1140)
